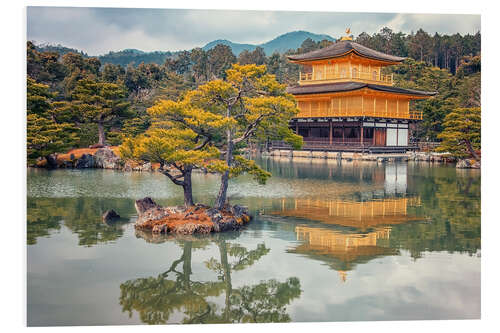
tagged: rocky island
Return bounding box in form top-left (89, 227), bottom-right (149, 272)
top-left (133, 197), bottom-right (252, 235)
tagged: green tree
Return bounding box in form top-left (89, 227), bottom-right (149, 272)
top-left (118, 98), bottom-right (222, 207)
top-left (184, 64), bottom-right (302, 209)
top-left (27, 41), bottom-right (66, 86)
top-left (206, 44), bottom-right (237, 79)
top-left (238, 47), bottom-right (266, 65)
top-left (26, 78), bottom-right (76, 165)
top-left (72, 79), bottom-right (130, 145)
top-left (436, 107), bottom-right (481, 160)
top-left (101, 63), bottom-right (126, 83)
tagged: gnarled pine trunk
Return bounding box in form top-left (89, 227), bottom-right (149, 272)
top-left (214, 135), bottom-right (233, 210)
top-left (182, 166), bottom-right (195, 207)
top-left (465, 139), bottom-right (480, 161)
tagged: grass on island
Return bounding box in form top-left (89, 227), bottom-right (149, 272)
top-left (135, 205), bottom-right (250, 234)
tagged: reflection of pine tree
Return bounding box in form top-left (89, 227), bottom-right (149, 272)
top-left (119, 239), bottom-right (301, 324)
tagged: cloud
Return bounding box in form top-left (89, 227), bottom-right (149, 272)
top-left (26, 7), bottom-right (480, 56)
top-left (386, 13), bottom-right (481, 35)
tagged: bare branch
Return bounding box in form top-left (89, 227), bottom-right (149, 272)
top-left (233, 108), bottom-right (280, 144)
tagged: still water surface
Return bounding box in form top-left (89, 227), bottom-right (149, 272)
top-left (27, 157), bottom-right (481, 326)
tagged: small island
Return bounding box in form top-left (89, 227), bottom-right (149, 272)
top-left (133, 197), bottom-right (251, 234)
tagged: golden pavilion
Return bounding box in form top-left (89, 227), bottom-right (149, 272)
top-left (286, 31), bottom-right (437, 152)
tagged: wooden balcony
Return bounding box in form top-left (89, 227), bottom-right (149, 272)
top-left (299, 70), bottom-right (393, 86)
top-left (296, 105), bottom-right (423, 120)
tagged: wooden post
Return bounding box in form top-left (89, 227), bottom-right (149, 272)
top-left (295, 122), bottom-right (298, 135)
top-left (360, 122), bottom-right (364, 149)
top-left (342, 124), bottom-right (345, 145)
top-left (329, 120), bottom-right (333, 145)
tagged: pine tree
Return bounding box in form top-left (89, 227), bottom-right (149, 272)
top-left (184, 64), bottom-right (302, 209)
top-left (436, 107), bottom-right (480, 160)
top-left (26, 78), bottom-right (76, 165)
top-left (72, 79), bottom-right (130, 145)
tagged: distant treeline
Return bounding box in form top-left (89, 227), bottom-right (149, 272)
top-left (34, 27), bottom-right (480, 76)
top-left (354, 28), bottom-right (480, 74)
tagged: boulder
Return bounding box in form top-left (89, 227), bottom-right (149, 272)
top-left (61, 160), bottom-right (74, 168)
top-left (206, 207), bottom-right (223, 224)
top-left (75, 154), bottom-right (95, 168)
top-left (94, 148), bottom-right (121, 169)
top-left (139, 162), bottom-right (152, 172)
top-left (102, 209), bottom-right (120, 223)
top-left (456, 159), bottom-right (481, 169)
top-left (123, 162), bottom-right (133, 172)
top-left (134, 197), bottom-right (172, 225)
top-left (46, 153), bottom-right (58, 169)
top-left (230, 204), bottom-right (249, 219)
top-left (135, 197), bottom-right (161, 216)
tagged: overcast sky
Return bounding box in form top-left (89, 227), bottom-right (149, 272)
top-left (27, 7), bottom-right (481, 56)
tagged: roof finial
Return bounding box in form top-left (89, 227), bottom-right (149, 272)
top-left (340, 28), bottom-right (353, 41)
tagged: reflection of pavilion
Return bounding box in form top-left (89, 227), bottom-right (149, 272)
top-left (276, 197), bottom-right (421, 230)
top-left (277, 197), bottom-right (421, 282)
top-left (290, 226), bottom-right (398, 282)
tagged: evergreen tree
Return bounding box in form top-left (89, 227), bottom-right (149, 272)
top-left (72, 79), bottom-right (130, 145)
top-left (436, 107), bottom-right (481, 160)
top-left (183, 64), bottom-right (302, 209)
top-left (26, 78), bottom-right (76, 165)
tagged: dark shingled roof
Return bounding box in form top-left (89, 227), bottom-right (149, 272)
top-left (287, 41), bottom-right (406, 63)
top-left (287, 82), bottom-right (437, 97)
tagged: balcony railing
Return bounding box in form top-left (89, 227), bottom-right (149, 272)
top-left (299, 70), bottom-right (393, 86)
top-left (296, 107), bottom-right (423, 120)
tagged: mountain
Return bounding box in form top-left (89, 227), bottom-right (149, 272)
top-left (202, 31), bottom-right (336, 55)
top-left (202, 39), bottom-right (255, 56)
top-left (35, 44), bottom-right (88, 57)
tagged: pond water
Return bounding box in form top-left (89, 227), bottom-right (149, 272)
top-left (27, 157), bottom-right (481, 326)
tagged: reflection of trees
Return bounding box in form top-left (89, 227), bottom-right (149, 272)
top-left (27, 198), bottom-right (64, 245)
top-left (119, 239), bottom-right (301, 324)
top-left (27, 197), bottom-right (135, 246)
top-left (390, 171), bottom-right (481, 258)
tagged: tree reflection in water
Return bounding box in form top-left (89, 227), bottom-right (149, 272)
top-left (27, 197), bottom-right (134, 246)
top-left (119, 236), bottom-right (301, 324)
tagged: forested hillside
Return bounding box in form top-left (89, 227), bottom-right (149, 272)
top-left (26, 27), bottom-right (481, 164)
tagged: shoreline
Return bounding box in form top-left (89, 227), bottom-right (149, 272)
top-left (32, 146), bottom-right (480, 171)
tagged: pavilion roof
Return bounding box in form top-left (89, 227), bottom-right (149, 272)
top-left (287, 41), bottom-right (406, 63)
top-left (286, 82), bottom-right (438, 97)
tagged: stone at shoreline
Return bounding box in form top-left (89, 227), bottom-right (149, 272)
top-left (123, 160), bottom-right (153, 172)
top-left (75, 154), bottom-right (95, 168)
top-left (46, 153), bottom-right (58, 169)
top-left (94, 148), bottom-right (122, 169)
top-left (102, 209), bottom-right (120, 223)
top-left (456, 159), bottom-right (481, 169)
top-left (135, 197), bottom-right (161, 214)
top-left (133, 198), bottom-right (251, 235)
